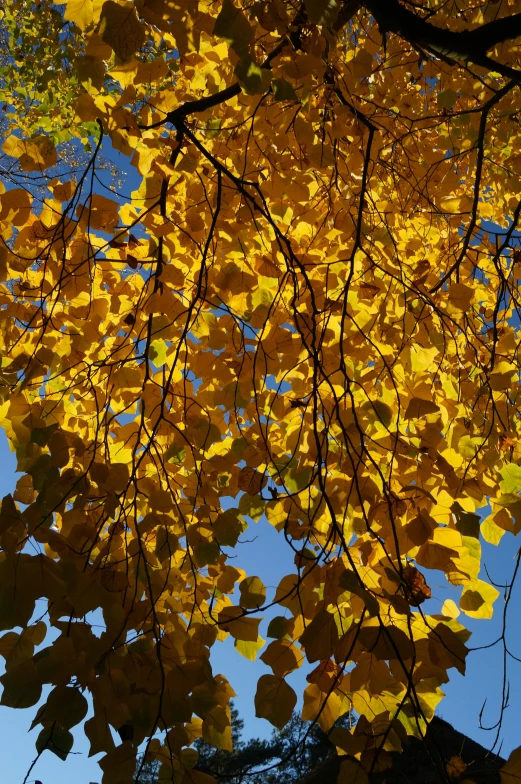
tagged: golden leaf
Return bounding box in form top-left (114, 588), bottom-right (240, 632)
top-left (99, 0), bottom-right (146, 61)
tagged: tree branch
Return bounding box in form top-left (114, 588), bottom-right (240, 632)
top-left (363, 0), bottom-right (521, 79)
top-left (140, 38), bottom-right (288, 130)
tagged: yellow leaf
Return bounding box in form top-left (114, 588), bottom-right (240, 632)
top-left (100, 0), bottom-right (146, 61)
top-left (260, 639), bottom-right (302, 677)
top-left (446, 755), bottom-right (467, 779)
top-left (43, 686), bottom-right (88, 728)
top-left (85, 714), bottom-right (115, 757)
top-left (237, 467), bottom-right (267, 496)
top-left (218, 607), bottom-right (262, 641)
top-left (416, 527), bottom-right (462, 571)
top-left (214, 0), bottom-right (253, 57)
top-left (302, 683), bottom-right (345, 731)
top-left (338, 758), bottom-right (369, 784)
top-left (2, 135), bottom-right (57, 172)
top-left (441, 599), bottom-right (460, 619)
top-left (447, 283), bottom-right (475, 312)
top-left (404, 397), bottom-right (440, 420)
top-left (234, 636), bottom-right (265, 661)
top-left (61, 0), bottom-right (100, 31)
top-left (502, 745), bottom-right (521, 783)
top-left (254, 674), bottom-right (296, 730)
top-left (439, 195), bottom-right (473, 213)
top-left (481, 516), bottom-right (506, 545)
top-left (202, 705), bottom-right (232, 751)
top-left (0, 660), bottom-right (42, 708)
top-left (460, 579), bottom-right (500, 619)
top-left (300, 608), bottom-right (339, 663)
top-left (239, 576), bottom-right (266, 609)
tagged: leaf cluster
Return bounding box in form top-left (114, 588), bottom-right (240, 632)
top-left (2, 0), bottom-right (521, 782)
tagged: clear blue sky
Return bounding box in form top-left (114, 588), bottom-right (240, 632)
top-left (1, 426), bottom-right (521, 782)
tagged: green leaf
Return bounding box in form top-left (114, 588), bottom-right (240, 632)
top-left (283, 465), bottom-right (311, 494)
top-left (204, 118), bottom-right (222, 139)
top-left (457, 434), bottom-right (482, 459)
top-left (164, 442), bottom-right (186, 465)
top-left (495, 493), bottom-right (521, 507)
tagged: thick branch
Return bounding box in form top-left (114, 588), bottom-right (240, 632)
top-left (363, 0), bottom-right (521, 78)
top-left (332, 0), bottom-right (362, 33)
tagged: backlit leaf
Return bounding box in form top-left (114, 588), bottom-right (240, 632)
top-left (218, 607), bottom-right (262, 641)
top-left (36, 724), bottom-right (74, 761)
top-left (99, 0), bottom-right (145, 61)
top-left (254, 675), bottom-right (296, 730)
top-left (460, 579), bottom-right (500, 619)
top-left (239, 576), bottom-right (266, 609)
top-left (502, 745), bottom-right (521, 783)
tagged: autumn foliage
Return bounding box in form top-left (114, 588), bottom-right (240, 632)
top-left (3, 0), bottom-right (521, 781)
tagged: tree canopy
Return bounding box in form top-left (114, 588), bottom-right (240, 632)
top-left (3, 0), bottom-right (521, 782)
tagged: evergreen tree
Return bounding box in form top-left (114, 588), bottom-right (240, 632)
top-left (134, 704), bottom-right (353, 783)
top-left (249, 710), bottom-right (355, 784)
top-left (194, 704), bottom-right (279, 783)
top-left (133, 757), bottom-right (162, 784)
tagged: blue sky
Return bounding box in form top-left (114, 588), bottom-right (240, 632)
top-left (1, 425), bottom-right (521, 782)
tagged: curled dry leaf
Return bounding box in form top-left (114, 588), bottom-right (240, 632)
top-left (402, 564), bottom-right (432, 606)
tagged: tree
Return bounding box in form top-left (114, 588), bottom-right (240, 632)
top-left (248, 710), bottom-right (355, 784)
top-left (2, 0), bottom-right (521, 781)
top-left (193, 703), bottom-right (278, 783)
top-left (135, 704), bottom-right (354, 783)
top-left (133, 758), bottom-right (161, 784)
